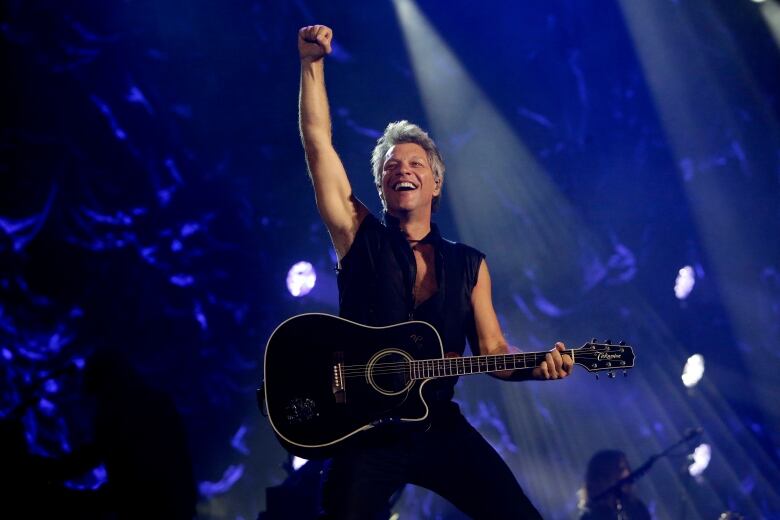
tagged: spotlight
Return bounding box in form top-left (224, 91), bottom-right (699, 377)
top-left (674, 265), bottom-right (695, 300)
top-left (681, 354), bottom-right (705, 388)
top-left (688, 443), bottom-right (711, 477)
top-left (286, 261), bottom-right (316, 297)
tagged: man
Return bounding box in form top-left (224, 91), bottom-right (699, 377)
top-left (298, 24), bottom-right (573, 519)
top-left (578, 450), bottom-right (651, 520)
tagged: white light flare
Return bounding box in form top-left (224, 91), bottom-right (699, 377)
top-left (292, 456), bottom-right (308, 471)
top-left (674, 265), bottom-right (696, 300)
top-left (286, 261), bottom-right (316, 297)
top-left (682, 353), bottom-right (705, 388)
top-left (688, 442), bottom-right (711, 477)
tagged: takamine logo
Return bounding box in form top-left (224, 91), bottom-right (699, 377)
top-left (410, 334), bottom-right (423, 345)
top-left (597, 353), bottom-right (622, 361)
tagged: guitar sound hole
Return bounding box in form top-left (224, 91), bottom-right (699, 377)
top-left (368, 351), bottom-right (412, 395)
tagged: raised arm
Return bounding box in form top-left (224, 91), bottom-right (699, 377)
top-left (471, 259), bottom-right (573, 380)
top-left (298, 25), bottom-right (368, 259)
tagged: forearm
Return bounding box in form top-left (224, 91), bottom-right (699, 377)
top-left (299, 59), bottom-right (332, 153)
top-left (472, 261), bottom-right (572, 382)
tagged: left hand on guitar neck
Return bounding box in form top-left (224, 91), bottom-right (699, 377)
top-left (491, 341), bottom-right (573, 381)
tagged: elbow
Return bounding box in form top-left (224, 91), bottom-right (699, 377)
top-left (301, 130), bottom-right (333, 154)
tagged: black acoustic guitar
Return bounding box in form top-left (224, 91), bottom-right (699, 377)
top-left (261, 313), bottom-right (635, 459)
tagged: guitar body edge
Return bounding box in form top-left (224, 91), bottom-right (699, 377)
top-left (263, 313), bottom-right (444, 459)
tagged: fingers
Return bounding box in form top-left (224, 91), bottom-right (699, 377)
top-left (545, 352), bottom-right (559, 379)
top-left (540, 342), bottom-right (571, 380)
top-left (560, 342), bottom-right (574, 376)
top-left (554, 341), bottom-right (573, 378)
top-left (299, 25), bottom-right (333, 54)
top-left (538, 359), bottom-right (550, 380)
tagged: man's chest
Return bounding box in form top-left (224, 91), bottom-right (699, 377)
top-left (412, 244), bottom-right (437, 304)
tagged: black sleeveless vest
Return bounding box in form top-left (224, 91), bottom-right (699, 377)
top-left (337, 213), bottom-right (485, 402)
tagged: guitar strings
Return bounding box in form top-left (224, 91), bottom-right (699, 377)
top-left (340, 358), bottom-right (541, 375)
top-left (340, 350), bottom-right (582, 372)
top-left (338, 351), bottom-right (624, 378)
top-left (340, 352), bottom-right (570, 371)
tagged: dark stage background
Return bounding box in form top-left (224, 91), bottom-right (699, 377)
top-left (2, 0), bottom-right (779, 518)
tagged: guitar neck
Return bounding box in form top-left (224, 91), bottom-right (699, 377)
top-left (410, 350), bottom-right (575, 380)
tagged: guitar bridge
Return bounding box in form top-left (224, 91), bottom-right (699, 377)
top-left (331, 351), bottom-right (346, 404)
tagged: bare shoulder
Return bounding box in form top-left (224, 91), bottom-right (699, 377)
top-left (328, 198), bottom-right (370, 260)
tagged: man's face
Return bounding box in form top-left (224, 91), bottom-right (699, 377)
top-left (379, 142), bottom-right (441, 214)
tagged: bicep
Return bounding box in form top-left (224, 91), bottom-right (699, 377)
top-left (305, 145), bottom-right (369, 258)
top-left (470, 260), bottom-right (508, 355)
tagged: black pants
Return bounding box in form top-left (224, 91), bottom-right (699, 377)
top-left (319, 404), bottom-right (542, 519)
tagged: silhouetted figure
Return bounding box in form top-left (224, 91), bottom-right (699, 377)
top-left (0, 362), bottom-right (82, 518)
top-left (578, 450), bottom-right (651, 520)
top-left (0, 414), bottom-right (62, 518)
top-left (51, 349), bottom-right (198, 519)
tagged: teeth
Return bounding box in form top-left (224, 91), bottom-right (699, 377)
top-left (394, 182), bottom-right (416, 191)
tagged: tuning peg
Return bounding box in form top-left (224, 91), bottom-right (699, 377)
top-left (608, 371), bottom-right (616, 379)
top-left (591, 338), bottom-right (598, 343)
top-left (595, 374), bottom-right (599, 380)
top-left (619, 340), bottom-right (626, 346)
top-left (623, 370), bottom-right (628, 377)
top-left (606, 339), bottom-right (612, 345)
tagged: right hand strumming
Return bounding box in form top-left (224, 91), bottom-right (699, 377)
top-left (298, 25), bottom-right (333, 62)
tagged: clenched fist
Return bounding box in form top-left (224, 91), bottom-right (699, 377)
top-left (299, 25), bottom-right (333, 62)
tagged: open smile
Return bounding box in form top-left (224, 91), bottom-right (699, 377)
top-left (393, 181), bottom-right (418, 191)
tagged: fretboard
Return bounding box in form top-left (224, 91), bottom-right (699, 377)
top-left (409, 350), bottom-right (573, 380)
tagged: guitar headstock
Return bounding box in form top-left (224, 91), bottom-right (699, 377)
top-left (573, 339), bottom-right (635, 377)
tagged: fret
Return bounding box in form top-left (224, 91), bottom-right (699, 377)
top-left (410, 349), bottom-right (581, 380)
